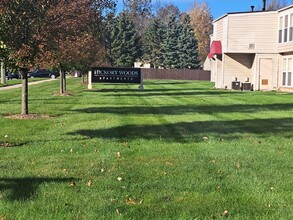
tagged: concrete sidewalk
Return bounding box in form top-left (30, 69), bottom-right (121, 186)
top-left (0, 79), bottom-right (55, 91)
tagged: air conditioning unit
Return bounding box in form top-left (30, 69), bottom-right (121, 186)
top-left (242, 82), bottom-right (252, 91)
top-left (232, 81), bottom-right (241, 90)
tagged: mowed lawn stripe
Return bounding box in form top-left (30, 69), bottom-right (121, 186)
top-left (0, 78), bottom-right (293, 219)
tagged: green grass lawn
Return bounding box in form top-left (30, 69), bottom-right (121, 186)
top-left (0, 78), bottom-right (292, 219)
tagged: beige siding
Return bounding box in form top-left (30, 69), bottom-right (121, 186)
top-left (214, 56), bottom-right (223, 88)
top-left (278, 43), bottom-right (293, 52)
top-left (222, 53), bottom-right (254, 89)
top-left (213, 16), bottom-right (228, 50)
top-left (216, 19), bottom-right (223, 40)
top-left (227, 12), bottom-right (278, 53)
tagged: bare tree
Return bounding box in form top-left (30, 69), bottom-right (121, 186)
top-left (156, 4), bottom-right (181, 25)
top-left (262, 0), bottom-right (289, 10)
top-left (122, 0), bottom-right (153, 34)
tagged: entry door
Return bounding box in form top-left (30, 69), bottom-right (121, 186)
top-left (259, 58), bottom-right (273, 90)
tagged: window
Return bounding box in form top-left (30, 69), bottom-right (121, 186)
top-left (284, 15), bottom-right (288, 42)
top-left (288, 72), bottom-right (292, 86)
top-left (279, 16), bottom-right (283, 43)
top-left (283, 72), bottom-right (287, 85)
top-left (282, 58), bottom-right (287, 86)
top-left (288, 58), bottom-right (292, 86)
top-left (290, 14), bottom-right (293, 41)
top-left (282, 58), bottom-right (293, 87)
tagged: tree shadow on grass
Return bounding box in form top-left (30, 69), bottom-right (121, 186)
top-left (145, 81), bottom-right (195, 85)
top-left (0, 177), bottom-right (76, 201)
top-left (85, 88), bottom-right (241, 96)
top-left (113, 90), bottom-right (242, 97)
top-left (72, 103), bottom-right (293, 115)
top-left (67, 118), bottom-right (293, 143)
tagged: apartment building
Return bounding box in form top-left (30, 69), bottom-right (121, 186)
top-left (209, 4), bottom-right (293, 92)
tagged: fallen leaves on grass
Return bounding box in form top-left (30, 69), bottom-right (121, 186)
top-left (87, 180), bottom-right (92, 187)
top-left (125, 197), bottom-right (143, 205)
top-left (123, 141), bottom-right (130, 148)
top-left (125, 197), bottom-right (137, 205)
top-left (222, 210), bottom-right (229, 216)
top-left (202, 136), bottom-right (209, 141)
top-left (236, 163), bottom-right (241, 169)
top-left (165, 161), bottom-right (174, 166)
top-left (68, 182), bottom-right (76, 187)
top-left (116, 209), bottom-right (121, 215)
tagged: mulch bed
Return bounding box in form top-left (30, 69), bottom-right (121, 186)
top-left (4, 114), bottom-right (54, 120)
top-left (0, 142), bottom-right (15, 147)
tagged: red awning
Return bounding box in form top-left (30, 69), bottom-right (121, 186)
top-left (208, 53), bottom-right (214, 59)
top-left (208, 40), bottom-right (222, 58)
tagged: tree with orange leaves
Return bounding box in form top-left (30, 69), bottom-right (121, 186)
top-left (0, 0), bottom-right (115, 114)
top-left (0, 0), bottom-right (49, 114)
top-left (189, 2), bottom-right (213, 66)
top-left (36, 0), bottom-right (115, 94)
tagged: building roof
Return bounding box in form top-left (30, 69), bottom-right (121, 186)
top-left (213, 3), bottom-right (293, 23)
top-left (213, 10), bottom-right (276, 23)
top-left (277, 4), bottom-right (293, 12)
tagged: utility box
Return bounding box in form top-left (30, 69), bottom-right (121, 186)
top-left (232, 81), bottom-right (241, 90)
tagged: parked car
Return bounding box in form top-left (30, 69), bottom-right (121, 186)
top-left (28, 69), bottom-right (59, 79)
top-left (6, 72), bottom-right (20, 80)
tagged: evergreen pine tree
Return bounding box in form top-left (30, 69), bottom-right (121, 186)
top-left (178, 14), bottom-right (200, 69)
top-left (143, 18), bottom-right (164, 68)
top-left (161, 15), bottom-right (180, 69)
top-left (108, 12), bottom-right (141, 67)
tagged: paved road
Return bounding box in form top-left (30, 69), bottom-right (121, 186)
top-left (0, 79), bottom-right (55, 91)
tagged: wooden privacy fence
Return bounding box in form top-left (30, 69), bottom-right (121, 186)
top-left (142, 68), bottom-right (211, 81)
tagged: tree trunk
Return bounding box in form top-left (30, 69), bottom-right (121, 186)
top-left (63, 72), bottom-right (66, 92)
top-left (20, 68), bottom-right (29, 115)
top-left (60, 69), bottom-right (64, 94)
